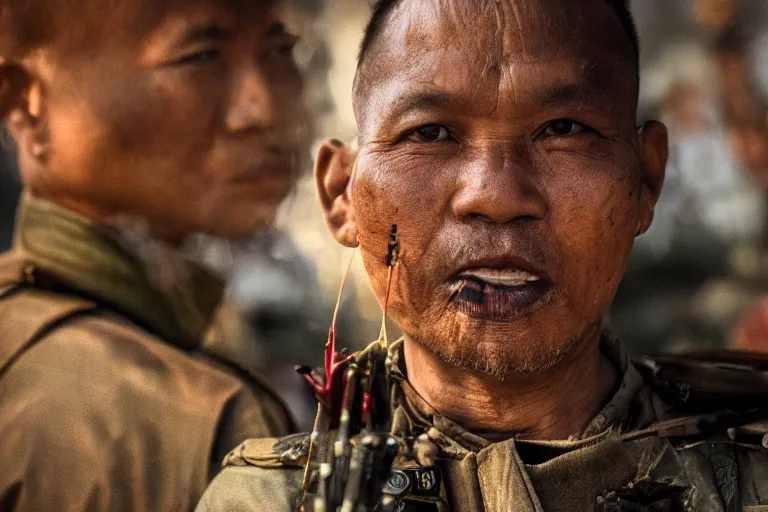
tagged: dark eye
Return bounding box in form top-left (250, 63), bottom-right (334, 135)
top-left (175, 49), bottom-right (221, 66)
top-left (407, 125), bottom-right (452, 143)
top-left (267, 35), bottom-right (298, 58)
top-left (543, 119), bottom-right (588, 137)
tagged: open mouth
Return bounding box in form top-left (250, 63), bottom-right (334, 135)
top-left (451, 268), bottom-right (551, 321)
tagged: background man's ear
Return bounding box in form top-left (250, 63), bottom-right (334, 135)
top-left (315, 138), bottom-right (358, 247)
top-left (0, 59), bottom-right (34, 122)
top-left (0, 59), bottom-right (50, 175)
top-left (636, 121), bottom-right (668, 236)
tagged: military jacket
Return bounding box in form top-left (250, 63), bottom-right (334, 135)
top-left (196, 337), bottom-right (768, 512)
top-left (0, 195), bottom-right (293, 512)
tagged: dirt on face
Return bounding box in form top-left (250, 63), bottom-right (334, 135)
top-left (349, 0), bottom-right (660, 376)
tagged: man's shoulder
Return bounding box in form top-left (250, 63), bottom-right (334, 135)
top-left (2, 299), bottom-right (231, 389)
top-left (223, 434), bottom-right (311, 469)
top-left (0, 253), bottom-right (245, 395)
top-left (633, 351), bottom-right (768, 417)
top-left (0, 312), bottom-right (241, 432)
top-left (196, 435), bottom-right (309, 512)
top-left (628, 351), bottom-right (768, 453)
top-left (0, 286), bottom-right (290, 436)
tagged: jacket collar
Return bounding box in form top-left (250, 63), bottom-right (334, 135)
top-left (390, 333), bottom-right (660, 456)
top-left (11, 194), bottom-right (225, 349)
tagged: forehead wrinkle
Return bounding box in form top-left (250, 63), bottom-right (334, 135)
top-left (489, 0), bottom-right (635, 70)
top-left (495, 0), bottom-right (636, 109)
top-left (358, 47), bottom-right (504, 137)
top-left (355, 0), bottom-right (504, 117)
top-left (505, 1), bottom-right (525, 61)
top-left (494, 58), bottom-right (636, 127)
top-left (362, 53), bottom-right (635, 143)
top-left (355, 0), bottom-right (637, 130)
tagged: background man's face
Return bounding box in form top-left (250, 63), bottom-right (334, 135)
top-left (27, 0), bottom-right (305, 240)
top-left (350, 0), bottom-right (658, 376)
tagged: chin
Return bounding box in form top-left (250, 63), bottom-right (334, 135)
top-left (441, 336), bottom-right (573, 378)
top-left (414, 313), bottom-right (580, 378)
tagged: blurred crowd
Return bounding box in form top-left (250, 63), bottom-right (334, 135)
top-left (612, 0), bottom-right (768, 354)
top-left (1, 0), bottom-right (767, 423)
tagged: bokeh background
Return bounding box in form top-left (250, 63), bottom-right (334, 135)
top-left (2, 0), bottom-right (767, 425)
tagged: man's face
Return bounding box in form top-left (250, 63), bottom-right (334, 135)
top-left (345, 0), bottom-right (665, 376)
top-left (23, 0), bottom-right (305, 240)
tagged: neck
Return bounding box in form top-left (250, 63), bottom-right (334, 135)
top-left (27, 188), bottom-right (187, 246)
top-left (403, 326), bottom-right (617, 441)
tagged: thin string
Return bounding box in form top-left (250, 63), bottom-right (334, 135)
top-left (298, 246), bottom-right (358, 511)
top-left (379, 265), bottom-right (394, 348)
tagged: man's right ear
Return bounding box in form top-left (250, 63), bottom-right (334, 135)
top-left (0, 58), bottom-right (35, 123)
top-left (315, 138), bottom-right (359, 248)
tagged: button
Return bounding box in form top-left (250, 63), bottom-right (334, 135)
top-left (383, 470), bottom-right (410, 496)
top-left (414, 469), bottom-right (437, 491)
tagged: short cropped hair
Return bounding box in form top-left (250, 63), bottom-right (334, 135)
top-left (358, 0), bottom-right (640, 72)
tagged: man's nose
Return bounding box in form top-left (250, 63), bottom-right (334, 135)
top-left (451, 145), bottom-right (547, 224)
top-left (225, 65), bottom-right (278, 133)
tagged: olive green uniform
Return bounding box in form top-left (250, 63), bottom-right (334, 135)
top-left (0, 196), bottom-right (293, 511)
top-left (196, 337), bottom-right (768, 512)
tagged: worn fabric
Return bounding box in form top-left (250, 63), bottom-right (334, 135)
top-left (196, 337), bottom-right (768, 512)
top-left (0, 195), bottom-right (293, 512)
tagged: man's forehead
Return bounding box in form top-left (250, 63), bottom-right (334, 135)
top-left (379, 0), bottom-right (628, 59)
top-left (367, 57), bottom-right (617, 117)
top-left (354, 0), bottom-right (636, 127)
top-left (131, 0), bottom-right (281, 32)
top-left (64, 0), bottom-right (281, 50)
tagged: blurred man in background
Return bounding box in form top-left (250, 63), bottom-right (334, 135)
top-left (610, 0), bottom-right (768, 354)
top-left (0, 0), bottom-right (308, 510)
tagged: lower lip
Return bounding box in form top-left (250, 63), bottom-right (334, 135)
top-left (451, 278), bottom-right (551, 321)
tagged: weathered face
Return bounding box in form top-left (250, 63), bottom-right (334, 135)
top-left (19, 0), bottom-right (305, 240)
top-left (344, 0), bottom-right (666, 376)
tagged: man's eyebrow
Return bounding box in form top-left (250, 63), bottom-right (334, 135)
top-left (176, 24), bottom-right (231, 46)
top-left (383, 92), bottom-right (465, 120)
top-left (375, 83), bottom-right (607, 124)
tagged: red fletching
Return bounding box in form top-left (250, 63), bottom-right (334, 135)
top-left (302, 326), bottom-right (354, 415)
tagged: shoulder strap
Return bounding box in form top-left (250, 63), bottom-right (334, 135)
top-left (623, 407), bottom-right (768, 443)
top-left (0, 251), bottom-right (100, 374)
top-left (0, 286), bottom-right (98, 375)
top-left (633, 354), bottom-right (768, 411)
top-left (223, 434), bottom-right (311, 470)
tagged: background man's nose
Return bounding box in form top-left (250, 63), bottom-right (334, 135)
top-left (225, 65), bottom-right (278, 133)
top-left (451, 145), bottom-right (548, 224)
